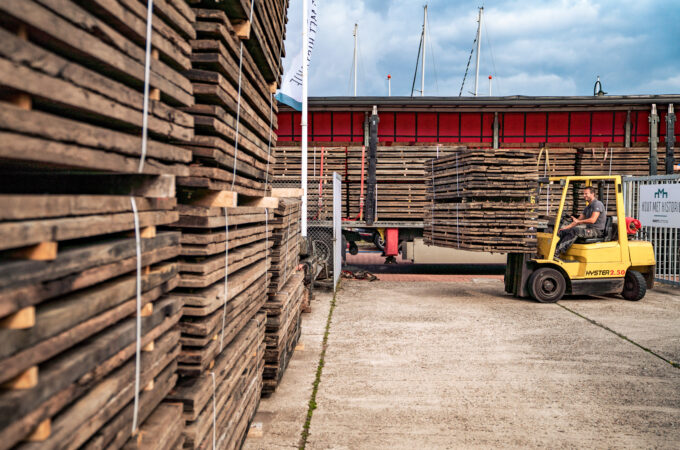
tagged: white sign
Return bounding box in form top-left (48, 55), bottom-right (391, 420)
top-left (639, 183), bottom-right (680, 228)
top-left (276, 0), bottom-right (319, 111)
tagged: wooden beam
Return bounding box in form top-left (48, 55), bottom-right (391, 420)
top-left (24, 419), bottom-right (50, 442)
top-left (0, 307), bottom-right (35, 329)
top-left (141, 302), bottom-right (154, 317)
top-left (143, 340), bottom-right (155, 352)
top-left (9, 242), bottom-right (57, 261)
top-left (0, 173), bottom-right (176, 198)
top-left (271, 188), bottom-right (303, 198)
top-left (241, 197), bottom-right (279, 209)
top-left (268, 81), bottom-right (277, 94)
top-left (185, 190), bottom-right (238, 208)
top-left (7, 92), bottom-right (32, 110)
top-left (1, 366), bottom-right (38, 389)
top-left (233, 20), bottom-right (251, 39)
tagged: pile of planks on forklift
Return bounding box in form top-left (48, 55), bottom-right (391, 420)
top-left (0, 0), bottom-right (307, 449)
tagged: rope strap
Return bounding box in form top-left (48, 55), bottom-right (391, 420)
top-left (130, 197), bottom-right (142, 435)
top-left (219, 207), bottom-right (229, 351)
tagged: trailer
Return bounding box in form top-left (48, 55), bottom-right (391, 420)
top-left (274, 96), bottom-right (680, 264)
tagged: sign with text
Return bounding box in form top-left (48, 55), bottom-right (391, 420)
top-left (639, 184), bottom-right (680, 228)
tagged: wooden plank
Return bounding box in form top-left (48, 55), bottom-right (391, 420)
top-left (0, 173), bottom-right (177, 198)
top-left (0, 209), bottom-right (178, 252)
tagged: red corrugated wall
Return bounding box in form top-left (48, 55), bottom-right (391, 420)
top-left (277, 110), bottom-right (680, 145)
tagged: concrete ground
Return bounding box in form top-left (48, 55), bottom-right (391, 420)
top-left (245, 278), bottom-right (680, 449)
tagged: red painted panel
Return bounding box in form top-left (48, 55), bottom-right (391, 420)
top-left (277, 112), bottom-right (294, 140)
top-left (591, 112), bottom-right (613, 142)
top-left (313, 112), bottom-right (332, 140)
top-left (460, 113), bottom-right (482, 140)
top-left (418, 113), bottom-right (437, 139)
top-left (481, 113), bottom-right (494, 142)
top-left (292, 112), bottom-right (302, 141)
top-left (612, 112), bottom-right (627, 143)
top-left (634, 111), bottom-right (649, 142)
top-left (525, 113), bottom-right (547, 142)
top-left (353, 112), bottom-right (364, 142)
top-left (547, 112), bottom-right (569, 143)
top-left (395, 113), bottom-right (416, 141)
top-left (503, 113), bottom-right (525, 140)
top-left (570, 112), bottom-right (591, 141)
top-left (439, 113), bottom-right (460, 140)
top-left (378, 112), bottom-right (395, 140)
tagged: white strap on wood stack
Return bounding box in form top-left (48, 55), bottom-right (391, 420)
top-left (455, 152), bottom-right (460, 248)
top-left (131, 0), bottom-right (155, 436)
top-left (220, 208), bottom-right (229, 351)
top-left (231, 0), bottom-right (257, 190)
top-left (130, 197), bottom-right (143, 435)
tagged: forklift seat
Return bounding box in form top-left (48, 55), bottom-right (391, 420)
top-left (576, 216), bottom-right (614, 244)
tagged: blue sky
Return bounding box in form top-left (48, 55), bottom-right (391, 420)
top-left (281, 0), bottom-right (680, 97)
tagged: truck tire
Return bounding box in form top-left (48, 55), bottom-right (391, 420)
top-left (528, 267), bottom-right (566, 303)
top-left (622, 270), bottom-right (646, 301)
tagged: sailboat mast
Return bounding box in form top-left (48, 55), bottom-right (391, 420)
top-left (474, 6), bottom-right (483, 97)
top-left (353, 23), bottom-right (358, 96)
top-left (421, 5), bottom-right (427, 97)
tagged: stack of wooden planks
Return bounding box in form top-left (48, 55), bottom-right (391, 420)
top-left (346, 146), bottom-right (464, 220)
top-left (578, 145), bottom-right (665, 176)
top-left (162, 201), bottom-right (273, 448)
top-left (261, 197), bottom-right (304, 395)
top-left (159, 0), bottom-right (291, 446)
top-left (0, 0), bottom-right (196, 447)
top-left (181, 0), bottom-right (289, 199)
top-left (424, 149), bottom-right (539, 253)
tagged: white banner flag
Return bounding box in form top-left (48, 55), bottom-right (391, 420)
top-left (276, 0), bottom-right (319, 110)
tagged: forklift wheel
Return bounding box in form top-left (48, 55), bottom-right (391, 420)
top-left (349, 241), bottom-right (359, 255)
top-left (528, 268), bottom-right (566, 303)
top-left (622, 270), bottom-right (646, 301)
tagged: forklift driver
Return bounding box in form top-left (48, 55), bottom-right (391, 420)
top-left (554, 186), bottom-right (606, 258)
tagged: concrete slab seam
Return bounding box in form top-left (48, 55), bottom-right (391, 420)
top-left (557, 303), bottom-right (680, 369)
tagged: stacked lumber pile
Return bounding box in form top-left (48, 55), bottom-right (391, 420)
top-left (261, 197), bottom-right (304, 395)
top-left (182, 0), bottom-right (288, 198)
top-left (273, 146), bottom-right (347, 221)
top-left (424, 149), bottom-right (539, 253)
top-left (347, 146), bottom-right (466, 220)
top-left (0, 0), bottom-right (195, 447)
top-left (160, 0), bottom-right (290, 447)
top-left (162, 201), bottom-right (273, 448)
top-left (578, 146), bottom-right (665, 176)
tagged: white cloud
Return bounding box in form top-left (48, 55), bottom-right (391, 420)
top-left (281, 0), bottom-right (680, 97)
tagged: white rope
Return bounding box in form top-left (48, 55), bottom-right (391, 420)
top-left (455, 152), bottom-right (460, 248)
top-left (132, 2), bottom-right (154, 433)
top-left (138, 0), bottom-right (155, 173)
top-left (219, 208), bottom-right (229, 351)
top-left (262, 209), bottom-right (270, 307)
top-left (231, 0), bottom-right (257, 190)
top-left (130, 197), bottom-right (142, 435)
top-left (283, 216), bottom-right (291, 284)
top-left (264, 93), bottom-right (273, 194)
top-left (210, 371), bottom-right (217, 450)
top-left (430, 159), bottom-right (435, 240)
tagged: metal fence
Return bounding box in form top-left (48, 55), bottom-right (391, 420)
top-left (623, 174), bottom-right (680, 287)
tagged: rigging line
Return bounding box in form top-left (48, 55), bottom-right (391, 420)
top-left (426, 19), bottom-right (439, 94)
top-left (483, 18), bottom-right (500, 95)
top-left (410, 30), bottom-right (423, 97)
top-left (459, 36), bottom-right (476, 96)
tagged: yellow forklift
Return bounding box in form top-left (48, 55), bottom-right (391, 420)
top-left (505, 175), bottom-right (656, 303)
